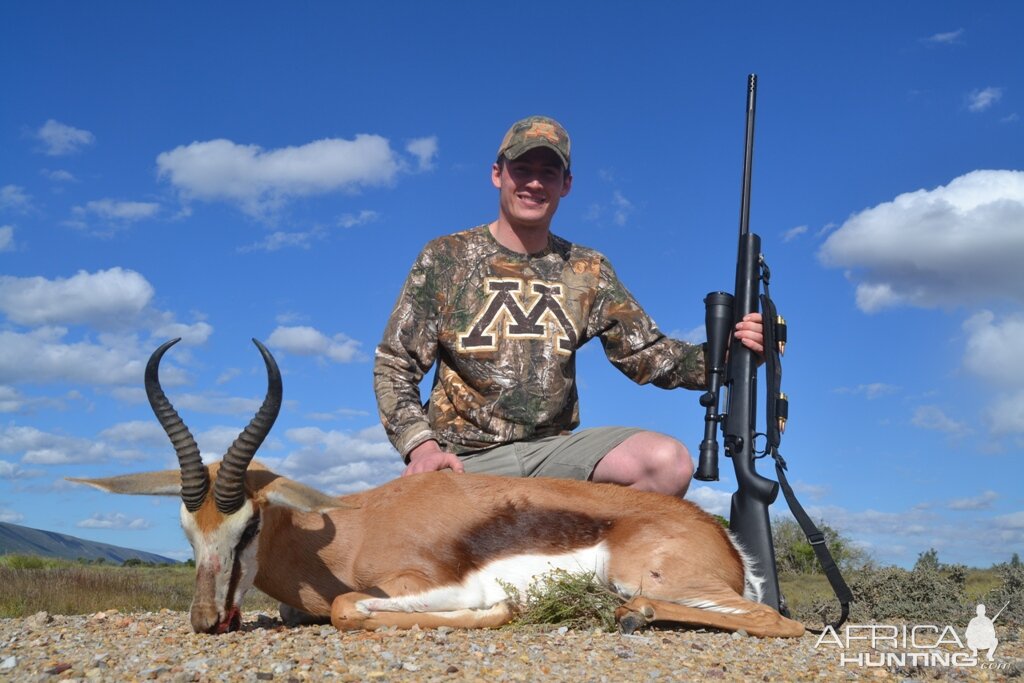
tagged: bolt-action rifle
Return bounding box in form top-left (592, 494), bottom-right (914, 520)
top-left (694, 75), bottom-right (852, 630)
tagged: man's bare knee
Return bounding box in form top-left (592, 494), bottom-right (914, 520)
top-left (644, 436), bottom-right (692, 496)
top-left (594, 432), bottom-right (693, 496)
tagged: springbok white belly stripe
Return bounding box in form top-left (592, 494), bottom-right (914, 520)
top-left (356, 543), bottom-right (611, 614)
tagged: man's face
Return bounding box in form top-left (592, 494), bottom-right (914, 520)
top-left (492, 147), bottom-right (572, 230)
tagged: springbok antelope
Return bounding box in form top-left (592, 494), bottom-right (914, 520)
top-left (72, 339), bottom-right (804, 637)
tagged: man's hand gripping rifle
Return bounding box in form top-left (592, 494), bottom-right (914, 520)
top-left (694, 75), bottom-right (851, 630)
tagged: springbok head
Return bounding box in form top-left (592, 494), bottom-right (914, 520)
top-left (155, 337), bottom-right (282, 632)
top-left (75, 338), bottom-right (291, 633)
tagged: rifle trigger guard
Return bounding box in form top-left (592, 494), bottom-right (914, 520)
top-left (752, 431), bottom-right (769, 458)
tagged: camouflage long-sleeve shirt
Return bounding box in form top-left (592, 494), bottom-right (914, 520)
top-left (374, 225), bottom-right (707, 458)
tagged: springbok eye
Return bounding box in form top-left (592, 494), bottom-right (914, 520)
top-left (236, 515), bottom-right (261, 550)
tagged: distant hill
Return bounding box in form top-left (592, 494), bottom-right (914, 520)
top-left (0, 521), bottom-right (179, 565)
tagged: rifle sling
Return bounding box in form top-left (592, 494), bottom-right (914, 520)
top-left (761, 283), bottom-right (852, 632)
top-left (773, 452), bottom-right (853, 633)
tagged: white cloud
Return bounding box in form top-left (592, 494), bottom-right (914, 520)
top-left (967, 87), bottom-right (1003, 113)
top-left (276, 424), bottom-right (399, 494)
top-left (782, 225), bottom-right (808, 242)
top-left (156, 135), bottom-right (403, 216)
top-left (923, 29), bottom-right (964, 45)
top-left (267, 325), bottom-right (365, 363)
top-left (36, 119), bottom-right (95, 156)
top-left (305, 407), bottom-right (372, 421)
top-left (804, 504), bottom-right (994, 560)
top-left (685, 485), bottom-right (731, 517)
top-left (0, 424), bottom-right (142, 465)
top-left (960, 311), bottom-right (1024, 436)
top-left (0, 506), bottom-right (24, 523)
top-left (0, 267), bottom-right (153, 327)
top-left (43, 169), bottom-right (77, 182)
top-left (0, 384), bottom-right (67, 414)
top-left (193, 425), bottom-right (258, 462)
top-left (0, 225), bottom-right (14, 252)
top-left (338, 209), bottom-right (379, 228)
top-left (834, 383), bottom-right (899, 400)
top-left (76, 512), bottom-right (151, 530)
top-left (794, 481), bottom-right (830, 501)
top-left (0, 386), bottom-right (23, 413)
top-left (239, 227), bottom-right (326, 253)
top-left (962, 311), bottom-right (1024, 388)
top-left (148, 317), bottom-right (211, 344)
top-left (0, 458), bottom-right (43, 479)
top-left (986, 389), bottom-right (1024, 435)
top-left (911, 405), bottom-right (970, 437)
top-left (215, 368), bottom-right (241, 386)
top-left (948, 490), bottom-right (998, 511)
top-left (174, 394), bottom-right (263, 417)
top-left (73, 199), bottom-right (160, 223)
top-left (818, 170), bottom-right (1024, 312)
top-left (0, 267), bottom-right (211, 388)
top-left (995, 511), bottom-right (1024, 530)
top-left (0, 329), bottom-right (146, 385)
top-left (611, 191), bottom-right (634, 226)
top-left (0, 185), bottom-right (32, 213)
top-left (406, 136), bottom-right (439, 172)
top-left (98, 421), bottom-right (168, 446)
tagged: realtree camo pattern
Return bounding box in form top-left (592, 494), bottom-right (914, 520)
top-left (374, 225), bottom-right (707, 457)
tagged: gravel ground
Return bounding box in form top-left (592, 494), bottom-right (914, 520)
top-left (1, 610), bottom-right (1022, 682)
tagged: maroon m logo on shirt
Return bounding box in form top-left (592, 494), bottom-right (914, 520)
top-left (459, 278), bottom-right (578, 354)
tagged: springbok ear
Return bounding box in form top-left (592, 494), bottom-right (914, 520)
top-left (67, 471), bottom-right (183, 497)
top-left (246, 469), bottom-right (357, 513)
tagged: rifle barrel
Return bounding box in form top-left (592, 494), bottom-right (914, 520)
top-left (738, 74), bottom-right (757, 238)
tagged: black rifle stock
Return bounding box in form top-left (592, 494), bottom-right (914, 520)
top-left (695, 74), bottom-right (784, 613)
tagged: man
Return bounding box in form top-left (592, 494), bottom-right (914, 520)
top-left (374, 115), bottom-right (763, 496)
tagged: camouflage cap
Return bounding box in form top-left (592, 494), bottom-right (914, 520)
top-left (497, 115), bottom-right (571, 170)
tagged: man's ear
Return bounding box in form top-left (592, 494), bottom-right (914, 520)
top-left (491, 162), bottom-right (502, 189)
top-left (560, 171), bottom-right (573, 197)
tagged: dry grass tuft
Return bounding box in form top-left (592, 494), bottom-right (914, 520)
top-left (502, 569), bottom-right (624, 631)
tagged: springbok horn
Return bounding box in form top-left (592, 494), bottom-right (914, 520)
top-left (213, 339), bottom-right (282, 514)
top-left (146, 338), bottom-right (209, 512)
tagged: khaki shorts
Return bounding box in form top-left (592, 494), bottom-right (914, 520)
top-left (457, 427), bottom-right (643, 481)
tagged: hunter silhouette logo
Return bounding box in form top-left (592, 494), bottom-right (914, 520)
top-left (966, 602), bottom-right (1006, 660)
top-left (459, 278), bottom-right (578, 354)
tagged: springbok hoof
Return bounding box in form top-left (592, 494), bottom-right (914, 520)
top-left (615, 607), bottom-right (649, 635)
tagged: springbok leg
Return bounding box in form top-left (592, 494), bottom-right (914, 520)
top-left (331, 590), bottom-right (514, 630)
top-left (616, 595), bottom-right (804, 638)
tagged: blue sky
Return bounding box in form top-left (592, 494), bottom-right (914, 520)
top-left (1, 2), bottom-right (1021, 568)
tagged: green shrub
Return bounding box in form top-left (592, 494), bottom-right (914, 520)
top-left (771, 518), bottom-right (871, 574)
top-left (0, 554), bottom-right (64, 570)
top-left (841, 565), bottom-right (968, 625)
top-left (983, 561), bottom-right (1024, 626)
top-left (913, 548), bottom-right (940, 572)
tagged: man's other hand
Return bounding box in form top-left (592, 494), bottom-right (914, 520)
top-left (402, 440), bottom-right (465, 476)
top-left (734, 312), bottom-right (765, 358)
